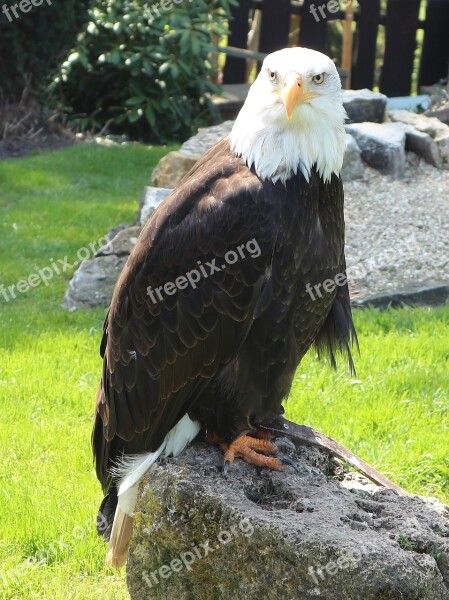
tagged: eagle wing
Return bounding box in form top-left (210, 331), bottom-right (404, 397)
top-left (92, 139), bottom-right (278, 491)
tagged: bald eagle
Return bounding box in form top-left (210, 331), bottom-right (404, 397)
top-left (92, 47), bottom-right (357, 567)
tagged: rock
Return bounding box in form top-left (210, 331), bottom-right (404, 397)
top-left (150, 121), bottom-right (235, 189)
top-left (179, 120), bottom-right (234, 156)
top-left (62, 255), bottom-right (127, 309)
top-left (127, 439), bottom-right (449, 600)
top-left (428, 133), bottom-right (448, 169)
top-left (62, 226), bottom-right (140, 309)
top-left (151, 151), bottom-right (200, 188)
top-left (351, 283), bottom-right (449, 309)
top-left (389, 110), bottom-right (449, 169)
top-left (426, 101), bottom-right (449, 126)
top-left (95, 225), bottom-right (140, 257)
top-left (139, 186), bottom-right (172, 227)
top-left (346, 122), bottom-right (407, 178)
top-left (389, 109), bottom-right (447, 138)
top-left (343, 89), bottom-right (387, 124)
top-left (341, 134), bottom-right (365, 181)
top-left (404, 128), bottom-right (441, 167)
top-left (103, 222), bottom-right (133, 243)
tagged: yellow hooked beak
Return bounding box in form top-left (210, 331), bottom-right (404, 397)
top-left (281, 73), bottom-right (319, 120)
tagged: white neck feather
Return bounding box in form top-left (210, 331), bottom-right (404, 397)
top-left (229, 90), bottom-right (347, 184)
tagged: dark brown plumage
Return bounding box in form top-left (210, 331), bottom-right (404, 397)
top-left (93, 136), bottom-right (356, 513)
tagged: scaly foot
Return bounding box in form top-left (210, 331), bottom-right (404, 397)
top-left (221, 432), bottom-right (295, 475)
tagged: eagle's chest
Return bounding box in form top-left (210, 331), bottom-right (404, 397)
top-left (275, 179), bottom-right (344, 284)
top-left (269, 173), bottom-right (345, 352)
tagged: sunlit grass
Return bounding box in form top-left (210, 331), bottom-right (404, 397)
top-left (0, 143), bottom-right (178, 600)
top-left (287, 307), bottom-right (449, 500)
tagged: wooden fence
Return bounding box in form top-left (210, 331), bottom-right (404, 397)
top-left (223, 0), bottom-right (449, 96)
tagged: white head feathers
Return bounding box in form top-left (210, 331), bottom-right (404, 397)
top-left (229, 47), bottom-right (347, 184)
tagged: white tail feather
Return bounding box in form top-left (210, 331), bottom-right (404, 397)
top-left (114, 414), bottom-right (201, 497)
top-left (105, 507), bottom-right (133, 568)
top-left (116, 447), bottom-right (165, 497)
top-left (106, 414), bottom-right (200, 568)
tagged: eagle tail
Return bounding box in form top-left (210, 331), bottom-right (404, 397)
top-left (105, 461), bottom-right (154, 569)
top-left (103, 414), bottom-right (201, 568)
top-left (105, 505), bottom-right (134, 568)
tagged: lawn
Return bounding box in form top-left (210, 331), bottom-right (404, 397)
top-left (0, 144), bottom-right (448, 599)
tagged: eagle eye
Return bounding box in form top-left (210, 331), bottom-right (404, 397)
top-left (268, 70), bottom-right (277, 82)
top-left (312, 73), bottom-right (326, 85)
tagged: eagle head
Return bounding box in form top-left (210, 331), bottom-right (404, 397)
top-left (229, 47), bottom-right (347, 184)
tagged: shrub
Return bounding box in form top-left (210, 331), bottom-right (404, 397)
top-left (53, 0), bottom-right (234, 143)
top-left (0, 0), bottom-right (89, 102)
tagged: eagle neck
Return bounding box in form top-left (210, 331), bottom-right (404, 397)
top-left (229, 103), bottom-right (346, 185)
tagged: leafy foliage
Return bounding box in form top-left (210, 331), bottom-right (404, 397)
top-left (53, 0), bottom-right (234, 143)
top-left (0, 0), bottom-right (89, 102)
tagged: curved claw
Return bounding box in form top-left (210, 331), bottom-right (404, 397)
top-left (223, 460), bottom-right (231, 477)
top-left (280, 456), bottom-right (300, 473)
top-left (275, 436), bottom-right (296, 451)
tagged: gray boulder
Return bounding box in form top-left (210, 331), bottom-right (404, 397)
top-left (404, 127), bottom-right (441, 167)
top-left (389, 110), bottom-right (449, 168)
top-left (179, 120), bottom-right (234, 156)
top-left (150, 121), bottom-right (235, 189)
top-left (426, 101), bottom-right (449, 126)
top-left (62, 255), bottom-right (127, 309)
top-left (346, 122), bottom-right (407, 178)
top-left (352, 283), bottom-right (449, 309)
top-left (139, 186), bottom-right (172, 227)
top-left (341, 133), bottom-right (365, 181)
top-left (151, 151), bottom-right (200, 189)
top-left (127, 439), bottom-right (449, 600)
top-left (389, 109), bottom-right (448, 137)
top-left (62, 226), bottom-right (140, 309)
top-left (343, 89), bottom-right (387, 124)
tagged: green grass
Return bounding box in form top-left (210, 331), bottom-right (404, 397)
top-left (0, 143), bottom-right (176, 599)
top-left (287, 308), bottom-right (449, 498)
top-left (0, 144), bottom-right (448, 599)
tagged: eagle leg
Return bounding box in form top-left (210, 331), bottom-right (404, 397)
top-left (220, 434), bottom-right (283, 475)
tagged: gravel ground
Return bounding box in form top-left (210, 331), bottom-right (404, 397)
top-left (344, 155), bottom-right (449, 298)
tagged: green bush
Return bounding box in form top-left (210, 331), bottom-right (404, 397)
top-left (0, 0), bottom-right (89, 102)
top-left (53, 0), bottom-right (234, 143)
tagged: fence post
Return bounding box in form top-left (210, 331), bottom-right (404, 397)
top-left (259, 0), bottom-right (291, 53)
top-left (352, 0), bottom-right (381, 90)
top-left (298, 0), bottom-right (328, 52)
top-left (222, 0), bottom-right (252, 84)
top-left (419, 0), bottom-right (449, 87)
top-left (379, 0), bottom-right (421, 96)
